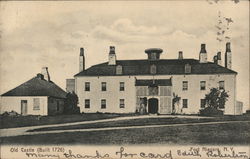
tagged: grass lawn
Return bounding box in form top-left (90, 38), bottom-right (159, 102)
top-left (1, 122), bottom-right (249, 145)
top-left (0, 113), bottom-right (136, 129)
top-left (29, 115), bottom-right (250, 132)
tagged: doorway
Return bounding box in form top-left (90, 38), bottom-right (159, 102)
top-left (148, 98), bottom-right (158, 114)
top-left (21, 100), bottom-right (28, 115)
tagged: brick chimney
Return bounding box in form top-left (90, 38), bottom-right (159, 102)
top-left (36, 73), bottom-right (44, 80)
top-left (225, 42), bottom-right (232, 69)
top-left (199, 44), bottom-right (207, 63)
top-left (108, 46), bottom-right (116, 65)
top-left (79, 47), bottom-right (85, 72)
top-left (213, 55), bottom-right (218, 64)
top-left (178, 51), bottom-right (183, 60)
top-left (217, 52), bottom-right (222, 66)
top-left (41, 67), bottom-right (50, 81)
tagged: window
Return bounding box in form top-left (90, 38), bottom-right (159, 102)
top-left (33, 98), bottom-right (40, 110)
top-left (56, 101), bottom-right (60, 111)
top-left (219, 81), bottom-right (225, 90)
top-left (116, 65), bottom-right (123, 75)
top-left (101, 99), bottom-right (106, 109)
top-left (120, 99), bottom-right (125, 108)
top-left (85, 99), bottom-right (90, 108)
top-left (120, 82), bottom-right (125, 91)
top-left (200, 99), bottom-right (206, 108)
top-left (85, 82), bottom-right (90, 91)
top-left (182, 81), bottom-right (188, 90)
top-left (148, 86), bottom-right (158, 95)
top-left (101, 82), bottom-right (107, 91)
top-left (150, 64), bottom-right (157, 74)
top-left (182, 99), bottom-right (188, 108)
top-left (200, 81), bottom-right (206, 90)
top-left (185, 64), bottom-right (191, 73)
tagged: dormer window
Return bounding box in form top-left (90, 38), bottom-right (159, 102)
top-left (116, 65), bottom-right (123, 75)
top-left (151, 53), bottom-right (157, 60)
top-left (185, 64), bottom-right (191, 74)
top-left (150, 64), bottom-right (157, 74)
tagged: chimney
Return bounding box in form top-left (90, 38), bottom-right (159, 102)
top-left (36, 73), bottom-right (44, 80)
top-left (41, 67), bottom-right (50, 81)
top-left (226, 42), bottom-right (231, 52)
top-left (225, 42), bottom-right (232, 69)
top-left (108, 46), bottom-right (116, 65)
top-left (217, 52), bottom-right (222, 65)
top-left (213, 55), bottom-right (218, 64)
top-left (79, 47), bottom-right (85, 72)
top-left (199, 43), bottom-right (207, 63)
top-left (178, 51), bottom-right (183, 60)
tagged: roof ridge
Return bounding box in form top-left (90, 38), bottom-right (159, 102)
top-left (1, 76), bottom-right (67, 98)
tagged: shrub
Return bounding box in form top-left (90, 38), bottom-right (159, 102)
top-left (64, 92), bottom-right (80, 114)
top-left (200, 107), bottom-right (224, 116)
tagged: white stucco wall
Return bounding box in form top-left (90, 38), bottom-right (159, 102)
top-left (75, 76), bottom-right (136, 113)
top-left (171, 74), bottom-right (236, 115)
top-left (0, 96), bottom-right (48, 115)
top-left (75, 73), bottom-right (236, 115)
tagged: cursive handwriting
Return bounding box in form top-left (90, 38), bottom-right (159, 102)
top-left (206, 149), bottom-right (248, 159)
top-left (63, 150), bottom-right (110, 158)
top-left (177, 147), bottom-right (201, 157)
top-left (116, 147), bottom-right (137, 158)
top-left (26, 152), bottom-right (60, 158)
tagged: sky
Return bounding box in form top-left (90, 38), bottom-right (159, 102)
top-left (0, 1), bottom-right (249, 111)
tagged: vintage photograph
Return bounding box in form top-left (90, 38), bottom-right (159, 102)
top-left (0, 0), bottom-right (249, 154)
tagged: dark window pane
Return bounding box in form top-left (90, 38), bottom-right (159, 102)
top-left (101, 82), bottom-right (107, 91)
top-left (101, 99), bottom-right (106, 109)
top-left (183, 99), bottom-right (188, 108)
top-left (219, 81), bottom-right (225, 90)
top-left (200, 99), bottom-right (206, 108)
top-left (120, 99), bottom-right (125, 108)
top-left (85, 99), bottom-right (90, 108)
top-left (200, 81), bottom-right (206, 90)
top-left (120, 82), bottom-right (125, 91)
top-left (183, 81), bottom-right (188, 90)
top-left (85, 82), bottom-right (90, 91)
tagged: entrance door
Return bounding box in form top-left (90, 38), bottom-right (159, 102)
top-left (21, 100), bottom-right (28, 115)
top-left (148, 98), bottom-right (158, 114)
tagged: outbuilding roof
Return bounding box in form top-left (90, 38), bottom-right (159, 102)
top-left (1, 76), bottom-right (67, 98)
top-left (75, 59), bottom-right (237, 77)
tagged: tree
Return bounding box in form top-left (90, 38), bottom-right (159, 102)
top-left (64, 91), bottom-right (80, 114)
top-left (205, 88), bottom-right (229, 109)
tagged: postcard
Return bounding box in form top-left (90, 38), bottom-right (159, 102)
top-left (0, 0), bottom-right (249, 159)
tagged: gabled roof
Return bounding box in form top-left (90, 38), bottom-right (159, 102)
top-left (135, 79), bottom-right (172, 86)
top-left (75, 59), bottom-right (237, 77)
top-left (1, 76), bottom-right (67, 98)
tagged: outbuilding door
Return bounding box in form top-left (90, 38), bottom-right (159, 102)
top-left (148, 98), bottom-right (158, 114)
top-left (21, 100), bottom-right (28, 115)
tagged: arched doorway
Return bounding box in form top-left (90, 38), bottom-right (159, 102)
top-left (148, 98), bottom-right (158, 114)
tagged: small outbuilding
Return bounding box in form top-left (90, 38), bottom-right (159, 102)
top-left (0, 68), bottom-right (67, 116)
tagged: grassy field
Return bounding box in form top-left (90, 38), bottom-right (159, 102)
top-left (1, 121), bottom-right (249, 145)
top-left (29, 115), bottom-right (250, 132)
top-left (0, 113), bottom-right (136, 129)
